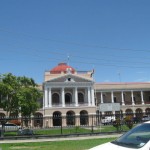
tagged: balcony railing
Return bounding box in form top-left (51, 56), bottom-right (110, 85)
top-left (135, 102), bottom-right (142, 105)
top-left (124, 102), bottom-right (132, 105)
top-left (52, 102), bottom-right (89, 107)
top-left (51, 101), bottom-right (150, 107)
top-left (144, 102), bottom-right (150, 104)
top-left (78, 102), bottom-right (89, 106)
top-left (52, 103), bottom-right (63, 107)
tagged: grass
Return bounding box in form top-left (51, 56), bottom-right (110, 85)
top-left (33, 124), bottom-right (130, 135)
top-left (4, 124), bottom-right (131, 136)
top-left (35, 125), bottom-right (132, 135)
top-left (95, 124), bottom-right (130, 132)
top-left (0, 137), bottom-right (116, 150)
top-left (1, 125), bottom-right (129, 149)
top-left (34, 127), bottom-right (92, 135)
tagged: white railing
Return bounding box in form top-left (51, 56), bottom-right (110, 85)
top-left (51, 102), bottom-right (89, 107)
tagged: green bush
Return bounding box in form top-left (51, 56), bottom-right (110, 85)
top-left (113, 118), bottom-right (122, 131)
top-left (124, 116), bottom-right (133, 129)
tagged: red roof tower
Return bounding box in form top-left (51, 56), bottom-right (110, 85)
top-left (50, 63), bottom-right (76, 74)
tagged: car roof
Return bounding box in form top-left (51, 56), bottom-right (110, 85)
top-left (144, 121), bottom-right (150, 123)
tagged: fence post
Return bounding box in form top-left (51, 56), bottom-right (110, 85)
top-left (91, 115), bottom-right (93, 133)
top-left (61, 117), bottom-right (63, 135)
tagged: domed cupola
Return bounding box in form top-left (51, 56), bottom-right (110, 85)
top-left (50, 63), bottom-right (76, 74)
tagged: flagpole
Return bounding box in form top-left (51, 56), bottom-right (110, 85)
top-left (91, 68), bottom-right (97, 106)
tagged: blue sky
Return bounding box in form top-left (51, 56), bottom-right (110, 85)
top-left (0, 0), bottom-right (150, 84)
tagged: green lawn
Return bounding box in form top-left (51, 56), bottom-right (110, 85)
top-left (4, 124), bottom-right (130, 136)
top-left (1, 125), bottom-right (128, 149)
top-left (31, 124), bottom-right (129, 135)
top-left (35, 124), bottom-right (132, 135)
top-left (0, 138), bottom-right (116, 150)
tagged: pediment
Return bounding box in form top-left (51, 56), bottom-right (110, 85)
top-left (46, 74), bottom-right (93, 83)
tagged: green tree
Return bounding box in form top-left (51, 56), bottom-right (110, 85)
top-left (0, 82), bottom-right (9, 103)
top-left (113, 118), bottom-right (122, 132)
top-left (0, 73), bottom-right (19, 117)
top-left (0, 73), bottom-right (42, 117)
top-left (17, 87), bottom-right (41, 116)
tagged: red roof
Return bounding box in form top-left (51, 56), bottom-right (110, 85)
top-left (50, 63), bottom-right (76, 74)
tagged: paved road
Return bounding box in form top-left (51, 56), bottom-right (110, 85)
top-left (0, 134), bottom-right (122, 144)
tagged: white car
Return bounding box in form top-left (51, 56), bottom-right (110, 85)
top-left (0, 123), bottom-right (21, 132)
top-left (142, 115), bottom-right (150, 122)
top-left (89, 121), bottom-right (150, 150)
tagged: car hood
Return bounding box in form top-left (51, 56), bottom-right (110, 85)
top-left (89, 142), bottom-right (135, 150)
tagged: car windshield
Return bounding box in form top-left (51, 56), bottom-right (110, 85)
top-left (112, 123), bottom-right (150, 148)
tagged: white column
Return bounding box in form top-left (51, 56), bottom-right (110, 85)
top-left (121, 91), bottom-right (125, 105)
top-left (141, 91), bottom-right (145, 105)
top-left (73, 88), bottom-right (75, 104)
top-left (85, 89), bottom-right (88, 104)
top-left (48, 88), bottom-right (52, 107)
top-left (111, 91), bottom-right (114, 103)
top-left (101, 92), bottom-right (103, 103)
top-left (91, 87), bottom-right (95, 106)
top-left (43, 91), bottom-right (45, 109)
top-left (131, 91), bottom-right (135, 105)
top-left (61, 88), bottom-right (65, 107)
top-left (44, 87), bottom-right (48, 107)
top-left (75, 87), bottom-right (78, 106)
top-left (88, 87), bottom-right (91, 106)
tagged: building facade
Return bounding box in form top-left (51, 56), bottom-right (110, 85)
top-left (1, 62), bottom-right (150, 127)
top-left (34, 63), bottom-right (150, 127)
top-left (37, 63), bottom-right (96, 127)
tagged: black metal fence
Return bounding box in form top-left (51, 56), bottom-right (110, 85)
top-left (0, 113), bottom-right (145, 137)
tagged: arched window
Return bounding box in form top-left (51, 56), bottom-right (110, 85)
top-left (80, 110), bottom-right (88, 126)
top-left (66, 111), bottom-right (75, 126)
top-left (135, 108), bottom-right (143, 119)
top-left (125, 109), bottom-right (133, 116)
top-left (145, 108), bottom-right (150, 115)
top-left (78, 92), bottom-right (84, 104)
top-left (65, 93), bottom-right (72, 104)
top-left (136, 108), bottom-right (142, 114)
top-left (53, 111), bottom-right (62, 126)
top-left (34, 113), bottom-right (43, 127)
top-left (52, 93), bottom-right (59, 105)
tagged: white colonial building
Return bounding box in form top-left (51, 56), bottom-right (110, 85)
top-left (39, 63), bottom-right (96, 127)
top-left (1, 62), bottom-right (150, 128)
top-left (33, 63), bottom-right (150, 127)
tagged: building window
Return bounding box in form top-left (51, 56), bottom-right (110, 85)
top-left (66, 111), bottom-right (75, 126)
top-left (53, 111), bottom-right (62, 126)
top-left (78, 93), bottom-right (84, 103)
top-left (134, 97), bottom-right (136, 103)
top-left (52, 93), bottom-right (59, 104)
top-left (80, 110), bottom-right (88, 125)
top-left (114, 97), bottom-right (117, 103)
top-left (65, 93), bottom-right (72, 104)
top-left (68, 78), bottom-right (71, 81)
top-left (149, 96), bottom-right (150, 101)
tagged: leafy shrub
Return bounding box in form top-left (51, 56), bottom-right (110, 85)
top-left (113, 118), bottom-right (122, 131)
top-left (124, 115), bottom-right (133, 129)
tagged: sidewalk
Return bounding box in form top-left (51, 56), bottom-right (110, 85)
top-left (0, 134), bottom-right (122, 144)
